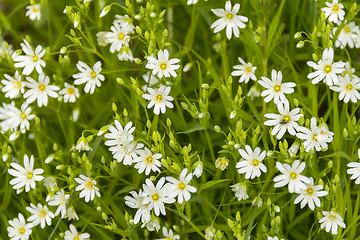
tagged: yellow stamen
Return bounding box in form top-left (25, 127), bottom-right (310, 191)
top-left (289, 172), bottom-right (297, 179)
top-left (119, 33), bottom-right (125, 40)
top-left (274, 84), bottom-right (281, 92)
top-left (67, 88), bottom-right (75, 95)
top-left (306, 188), bottom-right (314, 195)
top-left (324, 64), bottom-right (332, 73)
top-left (154, 94), bottom-right (163, 103)
top-left (226, 13), bottom-right (234, 19)
top-left (160, 63), bottom-right (167, 70)
top-left (39, 84), bottom-right (46, 91)
top-left (331, 5), bottom-right (339, 13)
top-left (178, 182), bottom-right (186, 190)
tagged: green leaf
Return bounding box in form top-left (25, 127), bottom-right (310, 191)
top-left (177, 124), bottom-right (206, 134)
top-left (198, 179), bottom-right (230, 192)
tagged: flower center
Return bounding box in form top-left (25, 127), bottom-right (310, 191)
top-left (331, 5), bottom-right (339, 13)
top-left (27, 172), bottom-right (33, 180)
top-left (67, 88), bottom-right (75, 95)
top-left (125, 18), bottom-right (132, 24)
top-left (324, 64), bottom-right (332, 73)
top-left (154, 94), bottom-right (163, 103)
top-left (21, 112), bottom-right (27, 119)
top-left (119, 33), bottom-right (125, 40)
top-left (85, 181), bottom-right (94, 190)
top-left (289, 172), bottom-right (297, 179)
top-left (33, 56), bottom-right (38, 62)
top-left (15, 81), bottom-right (22, 89)
top-left (306, 188), bottom-right (314, 195)
top-left (38, 210), bottom-right (47, 218)
top-left (91, 71), bottom-right (97, 78)
top-left (244, 66), bottom-right (252, 73)
top-left (226, 13), bottom-right (234, 19)
top-left (252, 159), bottom-right (259, 166)
top-left (345, 83), bottom-right (354, 91)
top-left (178, 182), bottom-right (186, 190)
top-left (312, 134), bottom-right (318, 142)
top-left (152, 193), bottom-right (159, 201)
top-left (39, 84), bottom-right (46, 91)
top-left (160, 63), bottom-right (167, 70)
top-left (19, 227), bottom-right (26, 234)
top-left (281, 115), bottom-right (291, 124)
top-left (145, 156), bottom-right (153, 164)
top-left (274, 84), bottom-right (281, 92)
top-left (344, 25), bottom-right (351, 33)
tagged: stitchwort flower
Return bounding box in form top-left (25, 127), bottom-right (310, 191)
top-left (166, 168), bottom-right (197, 204)
top-left (145, 49), bottom-right (180, 78)
top-left (8, 154), bottom-right (44, 194)
top-left (210, 1), bottom-right (248, 39)
top-left (75, 175), bottom-right (101, 202)
top-left (142, 85), bottom-right (174, 115)
top-left (273, 160), bottom-right (310, 193)
top-left (236, 145), bottom-right (267, 179)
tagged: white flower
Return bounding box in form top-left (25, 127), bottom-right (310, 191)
top-left (71, 136), bottom-right (92, 152)
top-left (145, 49), bottom-right (180, 78)
top-left (296, 117), bottom-right (334, 152)
top-left (273, 160), bottom-right (310, 193)
top-left (215, 157), bottom-right (229, 171)
top-left (7, 102), bottom-right (35, 134)
top-left (231, 182), bottom-right (249, 201)
top-left (347, 150), bottom-right (360, 184)
top-left (65, 206), bottom-right (79, 221)
top-left (26, 203), bottom-right (54, 229)
top-left (13, 39), bottom-right (45, 75)
top-left (124, 190), bottom-right (151, 224)
top-left (231, 57), bottom-right (257, 83)
top-left (321, 0), bottom-right (345, 24)
top-left (187, 0), bottom-right (198, 5)
top-left (156, 227), bottom-right (180, 240)
top-left (210, 1), bottom-right (248, 39)
top-left (24, 73), bottom-right (60, 107)
top-left (142, 177), bottom-right (175, 216)
top-left (59, 83), bottom-right (79, 103)
top-left (247, 85), bottom-right (260, 100)
top-left (114, 14), bottom-right (135, 34)
top-left (75, 175), bottom-right (101, 202)
top-left (334, 21), bottom-right (360, 49)
top-left (26, 4), bottom-right (41, 21)
top-left (48, 189), bottom-right (70, 218)
top-left (264, 102), bottom-right (303, 139)
top-left (330, 74), bottom-right (360, 103)
top-left (105, 25), bottom-right (130, 53)
top-left (1, 71), bottom-right (25, 99)
top-left (133, 147), bottom-right (162, 175)
top-left (8, 154), bottom-right (44, 193)
top-left (73, 61), bottom-right (105, 94)
top-left (104, 120), bottom-right (135, 146)
top-left (294, 177), bottom-right (328, 210)
top-left (258, 69), bottom-right (295, 105)
top-left (193, 161), bottom-right (203, 178)
top-left (64, 224), bottom-right (90, 240)
top-left (142, 85), bottom-right (174, 115)
top-left (307, 47), bottom-right (345, 86)
top-left (236, 145), bottom-right (267, 179)
top-left (319, 211), bottom-right (346, 235)
top-left (7, 213), bottom-right (33, 240)
top-left (109, 138), bottom-right (144, 165)
top-left (166, 168), bottom-right (197, 204)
